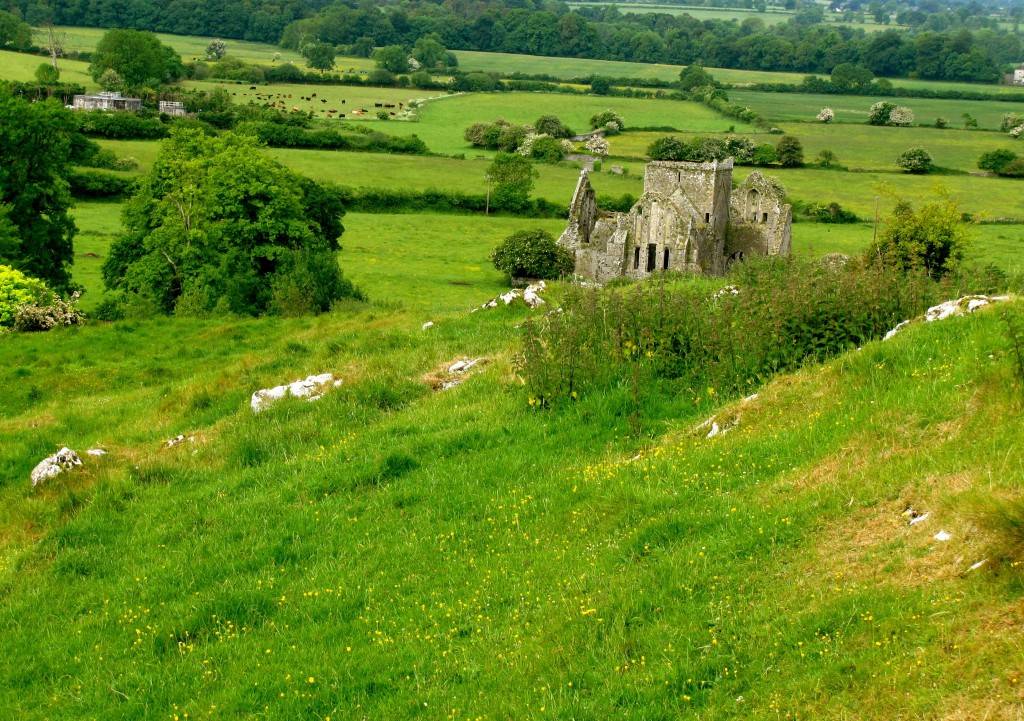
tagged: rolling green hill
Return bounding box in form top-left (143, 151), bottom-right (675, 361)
top-left (1, 262), bottom-right (1022, 719)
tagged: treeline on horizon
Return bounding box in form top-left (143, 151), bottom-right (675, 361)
top-left (1, 0), bottom-right (1020, 84)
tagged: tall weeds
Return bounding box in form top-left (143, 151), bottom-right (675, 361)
top-left (519, 257), bottom-right (960, 409)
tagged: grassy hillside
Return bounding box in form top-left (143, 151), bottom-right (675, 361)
top-left (1, 255), bottom-right (1022, 719)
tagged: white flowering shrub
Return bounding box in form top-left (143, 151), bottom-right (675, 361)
top-left (1010, 124), bottom-right (1024, 139)
top-left (816, 107), bottom-right (834, 123)
top-left (889, 106), bottom-right (914, 126)
top-left (585, 136), bottom-right (610, 155)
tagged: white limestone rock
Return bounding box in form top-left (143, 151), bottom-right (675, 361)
top-left (86, 448), bottom-right (107, 457)
top-left (885, 295), bottom-right (1011, 340)
top-left (251, 373), bottom-right (343, 412)
top-left (475, 281), bottom-right (547, 312)
top-left (31, 447), bottom-right (82, 487)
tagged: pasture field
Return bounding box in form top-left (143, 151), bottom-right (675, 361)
top-left (383, 92), bottom-right (752, 155)
top-left (452, 49), bottom-right (1024, 96)
top-left (182, 79), bottom-right (428, 122)
top-left (730, 90), bottom-right (1024, 129)
top-left (49, 25), bottom-right (314, 69)
top-left (453, 49), bottom-right (810, 85)
top-left (792, 221), bottom-right (1024, 273)
top-left (66, 200), bottom-right (1024, 316)
top-left (262, 147), bottom-right (644, 204)
top-left (609, 124), bottom-right (1021, 174)
top-left (736, 165), bottom-right (1024, 221)
top-left (0, 48), bottom-right (94, 87)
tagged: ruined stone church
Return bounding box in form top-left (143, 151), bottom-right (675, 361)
top-left (557, 158), bottom-right (792, 281)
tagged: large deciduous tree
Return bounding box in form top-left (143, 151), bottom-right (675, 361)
top-left (89, 29), bottom-right (184, 88)
top-left (373, 45), bottom-right (409, 74)
top-left (0, 91), bottom-right (77, 291)
top-left (0, 10), bottom-right (31, 51)
top-left (102, 128), bottom-right (359, 316)
top-left (301, 41), bottom-right (335, 72)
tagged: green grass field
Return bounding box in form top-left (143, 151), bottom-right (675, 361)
top-left (731, 90), bottom-right (1024, 129)
top-left (181, 80), bottom-right (429, 123)
top-left (3, 205), bottom-right (1024, 719)
top-left (609, 124), bottom-right (1023, 174)
top-left (49, 25), bottom-right (306, 67)
top-left (383, 92), bottom-right (751, 155)
top-left (0, 48), bottom-right (94, 87)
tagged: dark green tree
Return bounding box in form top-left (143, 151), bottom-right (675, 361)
top-left (590, 76), bottom-right (611, 95)
top-left (0, 91), bottom-right (77, 291)
top-left (301, 41), bottom-right (336, 73)
top-left (103, 128), bottom-right (358, 315)
top-left (678, 63), bottom-right (715, 91)
top-left (412, 35), bottom-right (448, 69)
top-left (0, 10), bottom-right (32, 51)
top-left (775, 136), bottom-right (804, 167)
top-left (373, 45), bottom-right (409, 74)
top-left (978, 149), bottom-right (1017, 174)
top-left (487, 153), bottom-right (537, 213)
top-left (534, 115), bottom-right (572, 138)
top-left (89, 29), bottom-right (184, 88)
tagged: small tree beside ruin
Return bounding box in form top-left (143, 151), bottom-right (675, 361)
top-left (491, 229), bottom-right (573, 281)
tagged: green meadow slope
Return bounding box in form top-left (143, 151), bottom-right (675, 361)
top-left (1, 272), bottom-right (1022, 719)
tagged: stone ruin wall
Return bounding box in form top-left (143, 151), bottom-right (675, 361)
top-left (557, 159), bottom-right (791, 283)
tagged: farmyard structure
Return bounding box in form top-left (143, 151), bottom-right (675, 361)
top-left (557, 159), bottom-right (792, 281)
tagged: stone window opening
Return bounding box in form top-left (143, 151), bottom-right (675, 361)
top-left (646, 244), bottom-right (657, 272)
top-left (663, 247), bottom-right (670, 270)
top-left (704, 212), bottom-right (710, 223)
top-left (633, 246), bottom-right (640, 270)
top-left (747, 188), bottom-right (760, 223)
top-left (762, 212), bottom-right (768, 223)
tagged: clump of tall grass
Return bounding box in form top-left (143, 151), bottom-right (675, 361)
top-left (519, 257), bottom-right (987, 409)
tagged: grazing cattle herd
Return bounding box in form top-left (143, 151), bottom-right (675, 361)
top-left (225, 84), bottom-right (411, 121)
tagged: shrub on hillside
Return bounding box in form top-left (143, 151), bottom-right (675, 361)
top-left (999, 158), bottom-right (1024, 177)
top-left (867, 101), bottom-right (896, 126)
top-left (0, 265), bottom-right (49, 327)
top-left (978, 149), bottom-right (1018, 174)
top-left (534, 115), bottom-right (573, 138)
top-left (816, 107), bottom-right (834, 123)
top-left (895, 147), bottom-right (933, 174)
top-left (589, 110), bottom-right (624, 134)
top-left (12, 292), bottom-right (85, 332)
top-left (491, 229), bottom-right (573, 281)
top-left (867, 189), bottom-right (971, 278)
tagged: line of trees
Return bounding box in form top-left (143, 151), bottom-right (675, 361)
top-left (1, 1), bottom-right (1016, 84)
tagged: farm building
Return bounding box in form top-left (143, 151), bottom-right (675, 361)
top-left (1015, 64), bottom-right (1024, 85)
top-left (558, 159), bottom-right (791, 281)
top-left (158, 100), bottom-right (187, 116)
top-left (71, 92), bottom-right (141, 111)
